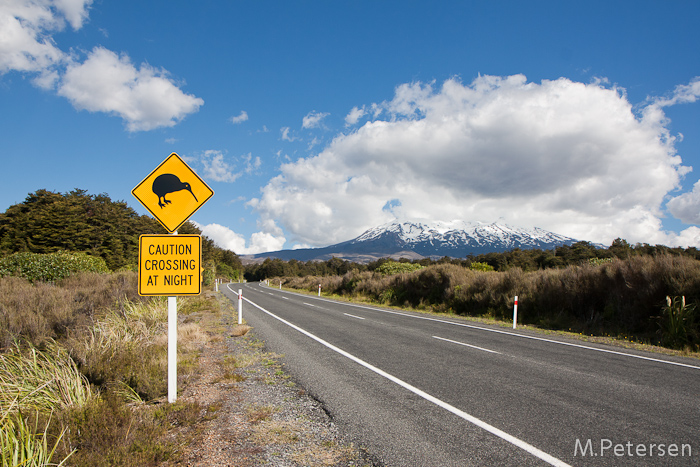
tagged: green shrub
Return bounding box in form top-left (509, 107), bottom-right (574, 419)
top-left (202, 262), bottom-right (215, 286)
top-left (0, 251), bottom-right (109, 283)
top-left (375, 261), bottom-right (424, 276)
top-left (217, 263), bottom-right (239, 281)
top-left (658, 296), bottom-right (698, 350)
top-left (469, 262), bottom-right (495, 272)
top-left (57, 392), bottom-right (175, 466)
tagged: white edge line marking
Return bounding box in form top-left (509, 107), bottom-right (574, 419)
top-left (344, 313), bottom-right (365, 320)
top-left (433, 336), bottom-right (501, 354)
top-left (280, 290), bottom-right (700, 371)
top-left (241, 294), bottom-right (571, 467)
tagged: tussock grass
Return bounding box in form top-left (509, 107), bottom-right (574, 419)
top-left (231, 324), bottom-right (252, 337)
top-left (0, 271), bottom-right (218, 466)
top-left (67, 298), bottom-right (169, 401)
top-left (0, 342), bottom-right (90, 467)
top-left (0, 403), bottom-right (72, 467)
top-left (0, 342), bottom-right (93, 414)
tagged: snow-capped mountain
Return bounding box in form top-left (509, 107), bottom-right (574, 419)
top-left (346, 220), bottom-right (578, 257)
top-left (243, 219), bottom-right (581, 264)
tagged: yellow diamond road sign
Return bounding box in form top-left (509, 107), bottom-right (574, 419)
top-left (138, 235), bottom-right (201, 296)
top-left (132, 153), bottom-right (214, 233)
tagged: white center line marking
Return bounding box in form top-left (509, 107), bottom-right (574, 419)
top-left (433, 336), bottom-right (501, 354)
top-left (344, 313), bottom-right (365, 320)
top-left (242, 295), bottom-right (571, 467)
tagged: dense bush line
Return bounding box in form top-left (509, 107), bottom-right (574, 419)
top-left (277, 255), bottom-right (700, 349)
top-left (0, 188), bottom-right (243, 279)
top-left (0, 251), bottom-right (109, 283)
top-left (244, 238), bottom-right (700, 281)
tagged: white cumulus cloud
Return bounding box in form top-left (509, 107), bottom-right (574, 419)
top-left (195, 222), bottom-right (286, 255)
top-left (667, 180), bottom-right (700, 225)
top-left (0, 0), bottom-right (89, 74)
top-left (230, 110), bottom-right (248, 124)
top-left (251, 74), bottom-right (697, 248)
top-left (0, 1), bottom-right (202, 131)
top-left (58, 47), bottom-right (203, 131)
top-left (302, 110), bottom-right (329, 129)
top-left (242, 152), bottom-right (262, 174)
top-left (345, 105), bottom-right (366, 126)
top-left (198, 150), bottom-right (239, 183)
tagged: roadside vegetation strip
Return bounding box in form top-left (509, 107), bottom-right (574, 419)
top-left (242, 294), bottom-right (572, 467)
top-left (0, 272), bottom-right (222, 466)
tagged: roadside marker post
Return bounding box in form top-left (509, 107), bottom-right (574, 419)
top-left (238, 289), bottom-right (243, 325)
top-left (318, 284), bottom-right (321, 296)
top-left (513, 296), bottom-right (519, 329)
top-left (133, 152), bottom-right (214, 404)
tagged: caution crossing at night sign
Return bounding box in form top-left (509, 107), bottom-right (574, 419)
top-left (132, 153), bottom-right (214, 233)
top-left (138, 235), bottom-right (202, 296)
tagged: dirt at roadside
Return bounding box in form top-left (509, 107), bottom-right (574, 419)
top-left (171, 291), bottom-right (379, 467)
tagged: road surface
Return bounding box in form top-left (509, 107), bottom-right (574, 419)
top-left (222, 282), bottom-right (700, 466)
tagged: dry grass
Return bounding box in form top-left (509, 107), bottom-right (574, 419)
top-left (0, 271), bottom-right (221, 467)
top-left (251, 419), bottom-right (301, 444)
top-left (231, 324), bottom-right (252, 337)
top-left (246, 403), bottom-right (278, 424)
top-left (290, 442), bottom-right (358, 467)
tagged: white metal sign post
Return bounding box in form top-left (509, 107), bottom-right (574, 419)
top-left (168, 295), bottom-right (177, 401)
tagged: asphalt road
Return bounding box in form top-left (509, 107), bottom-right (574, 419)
top-left (222, 282), bottom-right (700, 466)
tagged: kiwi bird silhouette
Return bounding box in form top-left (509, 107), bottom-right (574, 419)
top-left (152, 174), bottom-right (198, 208)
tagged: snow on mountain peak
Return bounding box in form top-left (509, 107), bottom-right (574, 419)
top-left (353, 218), bottom-right (577, 253)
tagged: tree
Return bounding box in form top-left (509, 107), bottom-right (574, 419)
top-left (0, 189), bottom-right (164, 269)
top-left (609, 238), bottom-right (632, 259)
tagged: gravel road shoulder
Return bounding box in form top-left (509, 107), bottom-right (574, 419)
top-left (171, 291), bottom-right (379, 467)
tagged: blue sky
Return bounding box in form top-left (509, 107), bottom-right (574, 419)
top-left (2, 1), bottom-right (700, 254)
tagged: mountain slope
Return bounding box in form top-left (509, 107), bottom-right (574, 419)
top-left (243, 220), bottom-right (581, 264)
